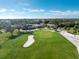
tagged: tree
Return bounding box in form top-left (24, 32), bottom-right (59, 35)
top-left (16, 25), bottom-right (22, 34)
top-left (6, 25), bottom-right (15, 37)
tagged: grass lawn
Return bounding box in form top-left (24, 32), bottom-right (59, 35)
top-left (0, 29), bottom-right (78, 59)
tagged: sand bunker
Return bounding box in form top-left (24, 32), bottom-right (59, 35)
top-left (23, 35), bottom-right (35, 47)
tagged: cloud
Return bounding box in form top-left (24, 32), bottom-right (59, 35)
top-left (0, 8), bottom-right (79, 19)
top-left (0, 8), bottom-right (7, 13)
top-left (49, 10), bottom-right (79, 15)
top-left (50, 10), bottom-right (63, 13)
top-left (23, 8), bottom-right (45, 12)
top-left (28, 9), bottom-right (45, 12)
top-left (0, 8), bottom-right (16, 13)
top-left (45, 10), bottom-right (79, 18)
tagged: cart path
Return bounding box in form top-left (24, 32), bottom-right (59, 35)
top-left (60, 31), bottom-right (79, 54)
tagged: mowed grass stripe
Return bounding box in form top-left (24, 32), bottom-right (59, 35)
top-left (33, 29), bottom-right (79, 59)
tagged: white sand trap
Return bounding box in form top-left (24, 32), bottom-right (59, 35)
top-left (35, 29), bottom-right (39, 30)
top-left (60, 31), bottom-right (79, 54)
top-left (49, 30), bottom-right (55, 32)
top-left (47, 29), bottom-right (55, 32)
top-left (27, 29), bottom-right (39, 32)
top-left (45, 28), bottom-right (55, 32)
top-left (23, 35), bottom-right (35, 47)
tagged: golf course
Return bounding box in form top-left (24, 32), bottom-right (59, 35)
top-left (0, 29), bottom-right (78, 59)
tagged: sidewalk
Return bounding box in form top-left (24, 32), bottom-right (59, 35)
top-left (60, 31), bottom-right (79, 54)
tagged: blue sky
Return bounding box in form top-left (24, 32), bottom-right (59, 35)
top-left (0, 0), bottom-right (79, 18)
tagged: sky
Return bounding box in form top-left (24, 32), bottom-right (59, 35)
top-left (0, 0), bottom-right (79, 19)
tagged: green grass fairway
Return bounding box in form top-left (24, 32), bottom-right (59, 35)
top-left (0, 29), bottom-right (78, 59)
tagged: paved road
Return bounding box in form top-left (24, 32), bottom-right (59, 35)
top-left (60, 31), bottom-right (79, 54)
